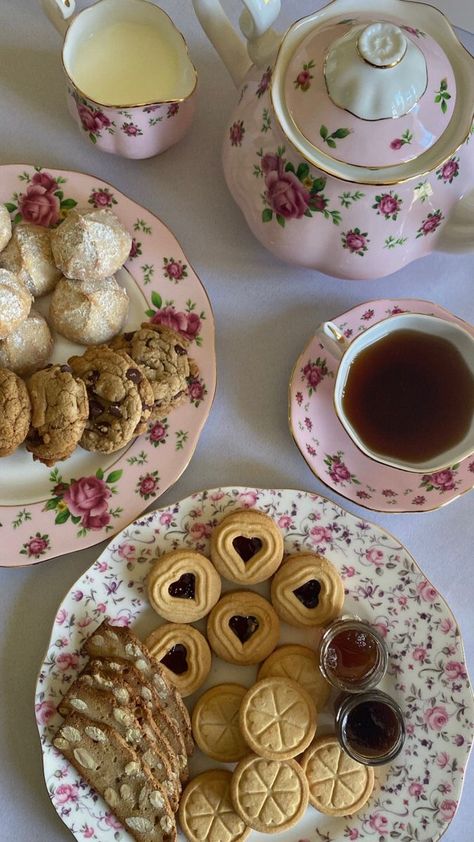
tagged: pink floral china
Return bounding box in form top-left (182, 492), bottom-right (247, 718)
top-left (41, 0), bottom-right (197, 159)
top-left (289, 299), bottom-right (474, 513)
top-left (36, 487), bottom-right (474, 842)
top-left (0, 164), bottom-right (215, 567)
top-left (193, 0), bottom-right (474, 278)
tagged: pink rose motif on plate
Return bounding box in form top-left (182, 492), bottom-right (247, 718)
top-left (64, 477), bottom-right (112, 530)
top-left (417, 580), bottom-right (438, 602)
top-left (444, 661), bottom-right (467, 680)
top-left (238, 491), bottom-right (259, 508)
top-left (277, 515), bottom-right (293, 529)
top-left (361, 309), bottom-right (374, 321)
top-left (147, 420), bottom-right (168, 447)
top-left (436, 751), bottom-right (450, 768)
top-left (409, 782), bottom-right (424, 798)
top-left (229, 120), bottom-right (245, 146)
top-left (54, 783), bottom-right (79, 805)
top-left (56, 608), bottom-right (67, 625)
top-left (324, 452), bottom-right (359, 486)
top-left (167, 102), bottom-right (180, 118)
top-left (136, 471), bottom-right (160, 500)
top-left (365, 547), bottom-right (384, 565)
top-left (256, 66), bottom-right (272, 98)
top-left (294, 60), bottom-right (315, 92)
top-left (188, 372), bottom-right (207, 407)
top-left (412, 645), bottom-right (428, 662)
top-left (105, 813), bottom-right (123, 829)
top-left (163, 257), bottom-right (188, 283)
top-left (20, 532), bottom-right (50, 559)
top-left (420, 467), bottom-right (457, 492)
top-left (159, 512), bottom-right (174, 526)
top-left (56, 652), bottom-right (79, 671)
top-left (35, 699), bottom-right (57, 725)
top-left (117, 542), bottom-right (135, 560)
top-left (416, 209), bottom-right (445, 238)
top-left (147, 293), bottom-right (202, 344)
top-left (341, 228), bottom-right (369, 256)
top-left (129, 237), bottom-right (142, 259)
top-left (439, 799), bottom-right (458, 821)
top-left (121, 121), bottom-right (143, 137)
top-left (188, 521), bottom-right (212, 540)
top-left (301, 357), bottom-right (330, 395)
top-left (436, 157), bottom-right (459, 184)
top-left (88, 187), bottom-right (117, 209)
top-left (310, 525), bottom-right (332, 544)
top-left (424, 705), bottom-right (449, 730)
top-left (368, 813), bottom-right (389, 834)
top-left (372, 191), bottom-right (403, 220)
top-left (18, 176), bottom-right (61, 227)
top-left (345, 831), bottom-right (359, 840)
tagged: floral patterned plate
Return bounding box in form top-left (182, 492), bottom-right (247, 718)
top-left (289, 299), bottom-right (474, 513)
top-left (36, 487), bottom-right (473, 842)
top-left (0, 164), bottom-right (215, 567)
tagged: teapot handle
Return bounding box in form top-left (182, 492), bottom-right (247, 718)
top-left (192, 0), bottom-right (281, 87)
top-left (41, 0), bottom-right (76, 36)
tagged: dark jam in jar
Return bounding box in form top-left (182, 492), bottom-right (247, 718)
top-left (319, 618), bottom-right (387, 692)
top-left (336, 690), bottom-right (405, 765)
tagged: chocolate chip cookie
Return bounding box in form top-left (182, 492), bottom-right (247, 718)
top-left (110, 322), bottom-right (190, 419)
top-left (68, 346), bottom-right (152, 452)
top-left (0, 367), bottom-right (31, 457)
top-left (26, 364), bottom-right (89, 466)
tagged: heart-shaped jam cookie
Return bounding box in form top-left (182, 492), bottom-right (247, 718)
top-left (271, 553), bottom-right (344, 628)
top-left (146, 623), bottom-right (212, 697)
top-left (211, 509), bottom-right (284, 584)
top-left (147, 549), bottom-right (221, 622)
top-left (207, 590), bottom-right (280, 665)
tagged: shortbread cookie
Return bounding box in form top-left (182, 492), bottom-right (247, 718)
top-left (300, 735), bottom-right (375, 816)
top-left (257, 644), bottom-right (331, 711)
top-left (231, 754), bottom-right (309, 833)
top-left (147, 549), bottom-right (221, 623)
top-left (271, 552), bottom-right (344, 627)
top-left (49, 275), bottom-right (129, 345)
top-left (0, 204), bottom-right (12, 251)
top-left (210, 508), bottom-right (284, 585)
top-left (179, 770), bottom-right (250, 842)
top-left (0, 222), bottom-right (61, 297)
top-left (0, 368), bottom-right (31, 456)
top-left (85, 658), bottom-right (188, 783)
top-left (110, 322), bottom-right (190, 419)
top-left (51, 209), bottom-right (132, 282)
top-left (0, 310), bottom-right (53, 376)
top-left (68, 346), bottom-right (150, 452)
top-left (53, 713), bottom-right (177, 842)
top-left (192, 684), bottom-right (248, 763)
top-left (146, 624), bottom-right (212, 697)
top-left (239, 677), bottom-right (317, 761)
top-left (0, 268), bottom-right (32, 339)
top-left (57, 677), bottom-right (180, 811)
top-left (26, 364), bottom-right (89, 465)
top-left (84, 621), bottom-right (193, 753)
top-left (207, 591), bottom-right (280, 666)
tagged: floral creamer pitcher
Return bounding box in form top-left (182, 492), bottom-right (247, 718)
top-left (41, 0), bottom-right (197, 158)
top-left (193, 0), bottom-right (474, 279)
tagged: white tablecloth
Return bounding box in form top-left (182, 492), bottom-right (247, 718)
top-left (0, 2), bottom-right (473, 840)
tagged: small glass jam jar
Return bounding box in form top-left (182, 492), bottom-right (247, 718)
top-left (319, 617), bottom-right (388, 692)
top-left (335, 689), bottom-right (406, 766)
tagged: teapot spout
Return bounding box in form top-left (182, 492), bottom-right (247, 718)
top-left (437, 188), bottom-right (474, 253)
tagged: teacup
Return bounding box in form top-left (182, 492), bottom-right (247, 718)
top-left (41, 0), bottom-right (197, 158)
top-left (320, 312), bottom-right (474, 473)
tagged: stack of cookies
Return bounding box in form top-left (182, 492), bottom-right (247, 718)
top-left (140, 507), bottom-right (376, 840)
top-left (53, 620), bottom-right (195, 842)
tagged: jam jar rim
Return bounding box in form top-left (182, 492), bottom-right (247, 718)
top-left (319, 616), bottom-right (388, 693)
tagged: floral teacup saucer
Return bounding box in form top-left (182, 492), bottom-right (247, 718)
top-left (289, 298), bottom-right (474, 513)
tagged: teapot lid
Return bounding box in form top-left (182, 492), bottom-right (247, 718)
top-left (271, 1), bottom-right (472, 184)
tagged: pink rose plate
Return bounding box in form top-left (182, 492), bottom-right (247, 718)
top-left (0, 164), bottom-right (215, 567)
top-left (289, 299), bottom-right (474, 513)
top-left (36, 487), bottom-right (473, 842)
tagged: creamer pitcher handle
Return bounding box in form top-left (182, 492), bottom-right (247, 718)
top-left (316, 321), bottom-right (349, 361)
top-left (41, 0), bottom-right (76, 37)
top-left (192, 0), bottom-right (281, 87)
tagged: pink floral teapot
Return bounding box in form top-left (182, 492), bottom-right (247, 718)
top-left (193, 0), bottom-right (474, 279)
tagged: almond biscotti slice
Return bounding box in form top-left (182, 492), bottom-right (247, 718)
top-left (86, 658), bottom-right (189, 783)
top-left (84, 620), bottom-right (193, 752)
top-left (53, 713), bottom-right (177, 842)
top-left (57, 677), bottom-right (180, 810)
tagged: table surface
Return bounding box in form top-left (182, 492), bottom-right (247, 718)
top-left (0, 1), bottom-right (473, 841)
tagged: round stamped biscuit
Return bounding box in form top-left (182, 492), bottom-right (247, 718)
top-left (271, 552), bottom-right (344, 628)
top-left (211, 508), bottom-right (284, 585)
top-left (147, 549), bottom-right (221, 622)
top-left (257, 644), bottom-right (331, 711)
top-left (192, 683), bottom-right (248, 763)
top-left (239, 676), bottom-right (317, 760)
top-left (207, 591), bottom-right (280, 666)
top-left (145, 623), bottom-right (211, 697)
top-left (300, 735), bottom-right (375, 816)
top-left (179, 769), bottom-right (250, 842)
top-left (231, 754), bottom-right (309, 833)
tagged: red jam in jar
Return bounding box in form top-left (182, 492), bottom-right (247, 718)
top-left (319, 618), bottom-right (388, 692)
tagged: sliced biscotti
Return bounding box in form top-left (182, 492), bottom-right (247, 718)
top-left (85, 658), bottom-right (189, 783)
top-left (53, 713), bottom-right (177, 842)
top-left (57, 677), bottom-right (180, 810)
top-left (84, 620), bottom-right (193, 753)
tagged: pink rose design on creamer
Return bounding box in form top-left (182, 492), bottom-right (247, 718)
top-left (64, 477), bottom-right (112, 530)
top-left (78, 104), bottom-right (111, 134)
